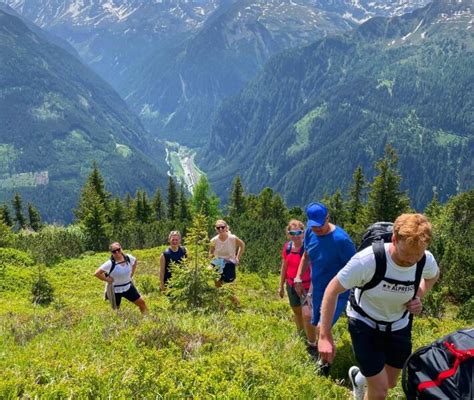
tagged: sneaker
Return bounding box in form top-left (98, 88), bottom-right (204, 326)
top-left (349, 366), bottom-right (366, 400)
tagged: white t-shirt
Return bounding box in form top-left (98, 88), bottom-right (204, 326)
top-left (99, 254), bottom-right (136, 293)
top-left (211, 234), bottom-right (237, 262)
top-left (337, 243), bottom-right (438, 331)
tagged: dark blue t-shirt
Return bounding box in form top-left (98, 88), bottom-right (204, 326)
top-left (304, 225), bottom-right (356, 291)
top-left (163, 246), bottom-right (187, 283)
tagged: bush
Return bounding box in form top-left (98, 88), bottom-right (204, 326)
top-left (457, 297), bottom-right (474, 322)
top-left (168, 214), bottom-right (226, 311)
top-left (15, 225), bottom-right (85, 265)
top-left (31, 265), bottom-right (54, 306)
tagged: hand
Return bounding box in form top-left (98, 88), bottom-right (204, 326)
top-left (235, 257), bottom-right (239, 265)
top-left (318, 336), bottom-right (336, 364)
top-left (160, 284), bottom-right (166, 293)
top-left (278, 286), bottom-right (284, 298)
top-left (106, 276), bottom-right (113, 284)
top-left (406, 296), bottom-right (423, 315)
top-left (294, 282), bottom-right (304, 296)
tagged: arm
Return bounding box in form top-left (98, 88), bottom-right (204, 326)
top-left (130, 259), bottom-right (137, 278)
top-left (294, 251), bottom-right (310, 296)
top-left (94, 267), bottom-right (113, 283)
top-left (159, 254), bottom-right (166, 291)
top-left (406, 272), bottom-right (440, 314)
top-left (318, 277), bottom-right (348, 363)
top-left (279, 258), bottom-right (288, 298)
top-left (235, 237), bottom-right (245, 264)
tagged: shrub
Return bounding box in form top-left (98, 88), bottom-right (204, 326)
top-left (15, 225), bottom-right (85, 265)
top-left (31, 264), bottom-right (54, 306)
top-left (168, 213), bottom-right (225, 311)
top-left (457, 297), bottom-right (474, 322)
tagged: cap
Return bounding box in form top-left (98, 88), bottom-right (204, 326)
top-left (306, 202), bottom-right (328, 228)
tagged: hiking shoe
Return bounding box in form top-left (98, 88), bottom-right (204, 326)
top-left (316, 357), bottom-right (331, 377)
top-left (349, 366), bottom-right (366, 400)
top-left (306, 344), bottom-right (319, 360)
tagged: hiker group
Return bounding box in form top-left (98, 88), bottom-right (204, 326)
top-left (95, 203), bottom-right (443, 400)
top-left (279, 203), bottom-right (440, 400)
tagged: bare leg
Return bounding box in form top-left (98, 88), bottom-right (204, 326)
top-left (291, 306), bottom-right (304, 331)
top-left (365, 365), bottom-right (401, 400)
top-left (134, 297), bottom-right (148, 314)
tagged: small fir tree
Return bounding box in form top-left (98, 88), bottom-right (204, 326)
top-left (348, 166), bottom-right (366, 224)
top-left (167, 176), bottom-right (178, 220)
top-left (76, 162), bottom-right (111, 221)
top-left (152, 188), bottom-right (166, 221)
top-left (168, 213), bottom-right (224, 311)
top-left (31, 264), bottom-right (55, 306)
top-left (178, 183), bottom-right (191, 222)
top-left (12, 192), bottom-right (26, 230)
top-left (27, 203), bottom-right (42, 231)
top-left (367, 145), bottom-right (410, 222)
top-left (82, 191), bottom-right (110, 251)
top-left (190, 176), bottom-right (219, 221)
top-left (229, 176), bottom-right (246, 218)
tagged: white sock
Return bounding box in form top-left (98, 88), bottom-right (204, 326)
top-left (355, 371), bottom-right (366, 387)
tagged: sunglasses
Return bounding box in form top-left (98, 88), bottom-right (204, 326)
top-left (288, 230), bottom-right (303, 236)
top-left (111, 248), bottom-right (121, 254)
top-left (216, 226), bottom-right (226, 230)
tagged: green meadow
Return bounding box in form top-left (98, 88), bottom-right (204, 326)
top-left (0, 248), bottom-right (467, 399)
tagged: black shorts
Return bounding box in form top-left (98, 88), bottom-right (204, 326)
top-left (115, 284), bottom-right (141, 308)
top-left (286, 283), bottom-right (302, 307)
top-left (348, 317), bottom-right (412, 377)
top-left (220, 262), bottom-right (236, 283)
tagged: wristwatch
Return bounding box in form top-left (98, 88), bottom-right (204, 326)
top-left (293, 277), bottom-right (303, 284)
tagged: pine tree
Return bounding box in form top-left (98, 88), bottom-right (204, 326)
top-left (75, 163), bottom-right (111, 222)
top-left (12, 192), bottom-right (26, 230)
top-left (152, 188), bottom-right (166, 221)
top-left (109, 197), bottom-right (126, 236)
top-left (257, 188), bottom-right (274, 220)
top-left (141, 191), bottom-right (152, 223)
top-left (123, 193), bottom-right (133, 221)
top-left (0, 204), bottom-right (13, 227)
top-left (178, 183), bottom-right (190, 222)
top-left (27, 203), bottom-right (42, 231)
top-left (272, 194), bottom-right (288, 224)
top-left (229, 176), bottom-right (246, 218)
top-left (82, 191), bottom-right (109, 251)
top-left (348, 166), bottom-right (366, 224)
top-left (134, 190), bottom-right (144, 223)
top-left (424, 191), bottom-right (442, 220)
top-left (326, 189), bottom-right (347, 227)
top-left (190, 176), bottom-right (219, 220)
top-left (167, 176), bottom-right (178, 220)
top-left (367, 145), bottom-right (410, 223)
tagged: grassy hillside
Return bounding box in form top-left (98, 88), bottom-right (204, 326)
top-left (0, 248), bottom-right (468, 399)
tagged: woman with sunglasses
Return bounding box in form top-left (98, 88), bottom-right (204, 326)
top-left (209, 220), bottom-right (245, 287)
top-left (94, 242), bottom-right (148, 314)
top-left (279, 219), bottom-right (317, 354)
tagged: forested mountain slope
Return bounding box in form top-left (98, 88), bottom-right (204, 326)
top-left (0, 10), bottom-right (168, 222)
top-left (202, 0), bottom-right (473, 209)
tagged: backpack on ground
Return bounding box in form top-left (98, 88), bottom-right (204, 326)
top-left (402, 328), bottom-right (474, 399)
top-left (349, 222), bottom-right (425, 331)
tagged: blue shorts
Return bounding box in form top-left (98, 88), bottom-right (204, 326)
top-left (311, 287), bottom-right (349, 326)
top-left (348, 317), bottom-right (412, 377)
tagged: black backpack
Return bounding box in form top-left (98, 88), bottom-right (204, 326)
top-left (349, 222), bottom-right (426, 332)
top-left (402, 328), bottom-right (474, 399)
top-left (357, 221), bottom-right (394, 252)
top-left (286, 241), bottom-right (304, 257)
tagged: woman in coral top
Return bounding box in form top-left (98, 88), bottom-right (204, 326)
top-left (279, 219), bottom-right (317, 354)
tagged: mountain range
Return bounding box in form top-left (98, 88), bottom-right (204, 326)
top-left (201, 0), bottom-right (473, 209)
top-left (1, 0), bottom-right (431, 144)
top-left (0, 9), bottom-right (168, 222)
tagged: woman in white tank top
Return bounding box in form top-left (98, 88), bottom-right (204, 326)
top-left (209, 219), bottom-right (245, 287)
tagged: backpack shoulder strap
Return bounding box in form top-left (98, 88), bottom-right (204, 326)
top-left (105, 257), bottom-right (116, 277)
top-left (362, 240), bottom-right (387, 292)
top-left (286, 241), bottom-right (293, 255)
top-left (125, 254), bottom-right (131, 264)
top-left (413, 254), bottom-right (426, 299)
top-left (299, 245), bottom-right (304, 257)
